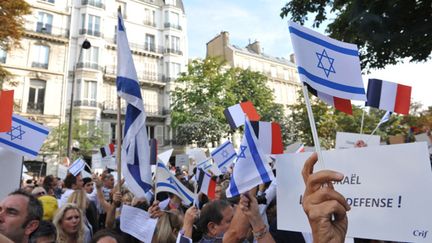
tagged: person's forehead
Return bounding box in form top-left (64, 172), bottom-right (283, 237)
top-left (1, 195), bottom-right (29, 212)
top-left (222, 206), bottom-right (234, 218)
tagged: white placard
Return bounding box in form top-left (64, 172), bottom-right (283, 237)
top-left (335, 132), bottom-right (380, 149)
top-left (91, 153), bottom-right (103, 169)
top-left (276, 143), bottom-right (432, 242)
top-left (285, 142), bottom-right (303, 153)
top-left (186, 148), bottom-right (207, 164)
top-left (175, 154), bottom-right (189, 168)
top-left (57, 164), bottom-right (68, 180)
top-left (158, 149), bottom-right (173, 166)
top-left (0, 147), bottom-right (22, 199)
top-left (415, 133), bottom-right (432, 154)
top-left (120, 205), bottom-right (157, 243)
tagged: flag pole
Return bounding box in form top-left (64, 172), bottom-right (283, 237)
top-left (301, 83), bottom-right (325, 167)
top-left (116, 96), bottom-right (122, 192)
top-left (360, 108), bottom-right (365, 134)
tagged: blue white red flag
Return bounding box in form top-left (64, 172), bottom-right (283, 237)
top-left (155, 162), bottom-right (195, 205)
top-left (366, 79), bottom-right (411, 115)
top-left (0, 114), bottom-right (50, 158)
top-left (288, 21), bottom-right (366, 101)
top-left (117, 10), bottom-right (152, 197)
top-left (226, 118), bottom-right (274, 198)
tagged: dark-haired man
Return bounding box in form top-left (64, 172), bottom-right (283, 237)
top-left (198, 200), bottom-right (234, 242)
top-left (0, 189), bottom-right (43, 243)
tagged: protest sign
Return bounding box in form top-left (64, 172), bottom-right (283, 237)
top-left (276, 142), bottom-right (432, 242)
top-left (0, 147), bottom-right (22, 199)
top-left (91, 153), bottom-right (103, 169)
top-left (57, 164), bottom-right (68, 180)
top-left (120, 205), bottom-right (157, 243)
top-left (158, 148), bottom-right (173, 166)
top-left (175, 154), bottom-right (189, 168)
top-left (335, 132), bottom-right (380, 149)
top-left (415, 133), bottom-right (432, 154)
top-left (186, 148), bottom-right (207, 164)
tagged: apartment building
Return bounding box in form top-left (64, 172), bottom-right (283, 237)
top-left (1, 0), bottom-right (187, 174)
top-left (207, 31), bottom-right (300, 113)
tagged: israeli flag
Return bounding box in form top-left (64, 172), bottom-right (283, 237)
top-left (0, 114), bottom-right (50, 158)
top-left (117, 10), bottom-right (152, 197)
top-left (226, 118), bottom-right (274, 198)
top-left (155, 162), bottom-right (195, 205)
top-left (211, 141), bottom-right (236, 173)
top-left (288, 21), bottom-right (366, 101)
top-left (378, 111), bottom-right (392, 126)
top-left (69, 158), bottom-right (85, 176)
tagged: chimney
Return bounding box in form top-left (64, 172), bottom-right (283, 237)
top-left (289, 53), bottom-right (296, 64)
top-left (221, 31), bottom-right (230, 45)
top-left (246, 40), bottom-right (261, 54)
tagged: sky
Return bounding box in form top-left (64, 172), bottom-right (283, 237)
top-left (182, 0), bottom-right (432, 108)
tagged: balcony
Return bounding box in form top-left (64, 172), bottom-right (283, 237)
top-left (26, 22), bottom-right (69, 40)
top-left (164, 48), bottom-right (183, 55)
top-left (27, 102), bottom-right (44, 114)
top-left (81, 0), bottom-right (105, 9)
top-left (31, 62), bottom-right (48, 69)
top-left (143, 20), bottom-right (156, 27)
top-left (164, 23), bottom-right (182, 30)
top-left (73, 100), bottom-right (100, 108)
top-left (76, 62), bottom-right (103, 71)
top-left (104, 65), bottom-right (164, 84)
top-left (79, 28), bottom-right (102, 37)
top-left (102, 101), bottom-right (168, 116)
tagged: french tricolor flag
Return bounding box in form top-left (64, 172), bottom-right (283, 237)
top-left (100, 143), bottom-right (115, 158)
top-left (305, 83), bottom-right (352, 115)
top-left (196, 168), bottom-right (217, 200)
top-left (223, 101), bottom-right (260, 130)
top-left (366, 79), bottom-right (411, 115)
top-left (250, 121), bottom-right (284, 154)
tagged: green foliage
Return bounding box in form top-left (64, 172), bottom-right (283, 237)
top-left (285, 90), bottom-right (425, 149)
top-left (41, 118), bottom-right (106, 160)
top-left (280, 0), bottom-right (432, 70)
top-left (171, 57), bottom-right (289, 146)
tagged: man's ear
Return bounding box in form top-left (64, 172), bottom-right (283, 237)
top-left (24, 220), bottom-right (40, 236)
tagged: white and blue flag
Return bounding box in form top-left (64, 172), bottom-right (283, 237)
top-left (288, 21), bottom-right (366, 101)
top-left (0, 114), bottom-right (50, 158)
top-left (117, 10), bottom-right (152, 197)
top-left (155, 162), bottom-right (195, 205)
top-left (69, 158), bottom-right (85, 176)
top-left (378, 111), bottom-right (392, 126)
top-left (211, 141), bottom-right (236, 173)
top-left (226, 118), bottom-right (274, 198)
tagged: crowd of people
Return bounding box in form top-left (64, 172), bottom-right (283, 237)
top-left (0, 150), bottom-right (417, 243)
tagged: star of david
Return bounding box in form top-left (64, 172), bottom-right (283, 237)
top-left (167, 177), bottom-right (175, 184)
top-left (221, 150), bottom-right (229, 158)
top-left (7, 125), bottom-right (26, 141)
top-left (316, 49), bottom-right (336, 78)
top-left (238, 145), bottom-right (247, 158)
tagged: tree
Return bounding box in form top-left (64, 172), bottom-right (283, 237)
top-left (280, 0), bottom-right (432, 70)
top-left (171, 57), bottom-right (289, 147)
top-left (286, 90), bottom-right (415, 149)
top-left (41, 118), bottom-right (106, 160)
top-left (0, 0), bottom-right (31, 88)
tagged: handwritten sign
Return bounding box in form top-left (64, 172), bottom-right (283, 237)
top-left (276, 143), bottom-right (432, 242)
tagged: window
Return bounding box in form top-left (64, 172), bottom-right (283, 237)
top-left (144, 9), bottom-right (155, 26)
top-left (32, 45), bottom-right (50, 69)
top-left (80, 46), bottom-right (99, 69)
top-left (37, 12), bottom-right (53, 34)
top-left (116, 1), bottom-right (127, 18)
top-left (270, 66), bottom-right (277, 78)
top-left (155, 126), bottom-right (164, 145)
top-left (166, 62), bottom-right (181, 79)
top-left (171, 36), bottom-right (180, 51)
top-left (165, 0), bottom-right (175, 6)
top-left (0, 48), bottom-right (6, 63)
top-left (81, 14), bottom-right (101, 36)
top-left (28, 80), bottom-right (46, 114)
top-left (41, 0), bottom-right (55, 3)
top-left (145, 34), bottom-right (155, 52)
top-left (82, 80), bottom-right (97, 106)
top-left (165, 11), bottom-right (180, 29)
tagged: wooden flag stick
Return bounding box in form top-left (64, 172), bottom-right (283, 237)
top-left (301, 83), bottom-right (325, 168)
top-left (116, 96), bottom-right (122, 192)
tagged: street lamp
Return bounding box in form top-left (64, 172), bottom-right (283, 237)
top-left (66, 39), bottom-right (91, 159)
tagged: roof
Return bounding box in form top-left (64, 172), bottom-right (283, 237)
top-left (230, 44), bottom-right (296, 68)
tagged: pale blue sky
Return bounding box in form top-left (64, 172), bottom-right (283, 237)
top-left (182, 0), bottom-right (432, 107)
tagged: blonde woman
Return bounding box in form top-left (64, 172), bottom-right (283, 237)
top-left (53, 203), bottom-right (91, 243)
top-left (152, 210), bottom-right (183, 243)
top-left (67, 190), bottom-right (95, 239)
